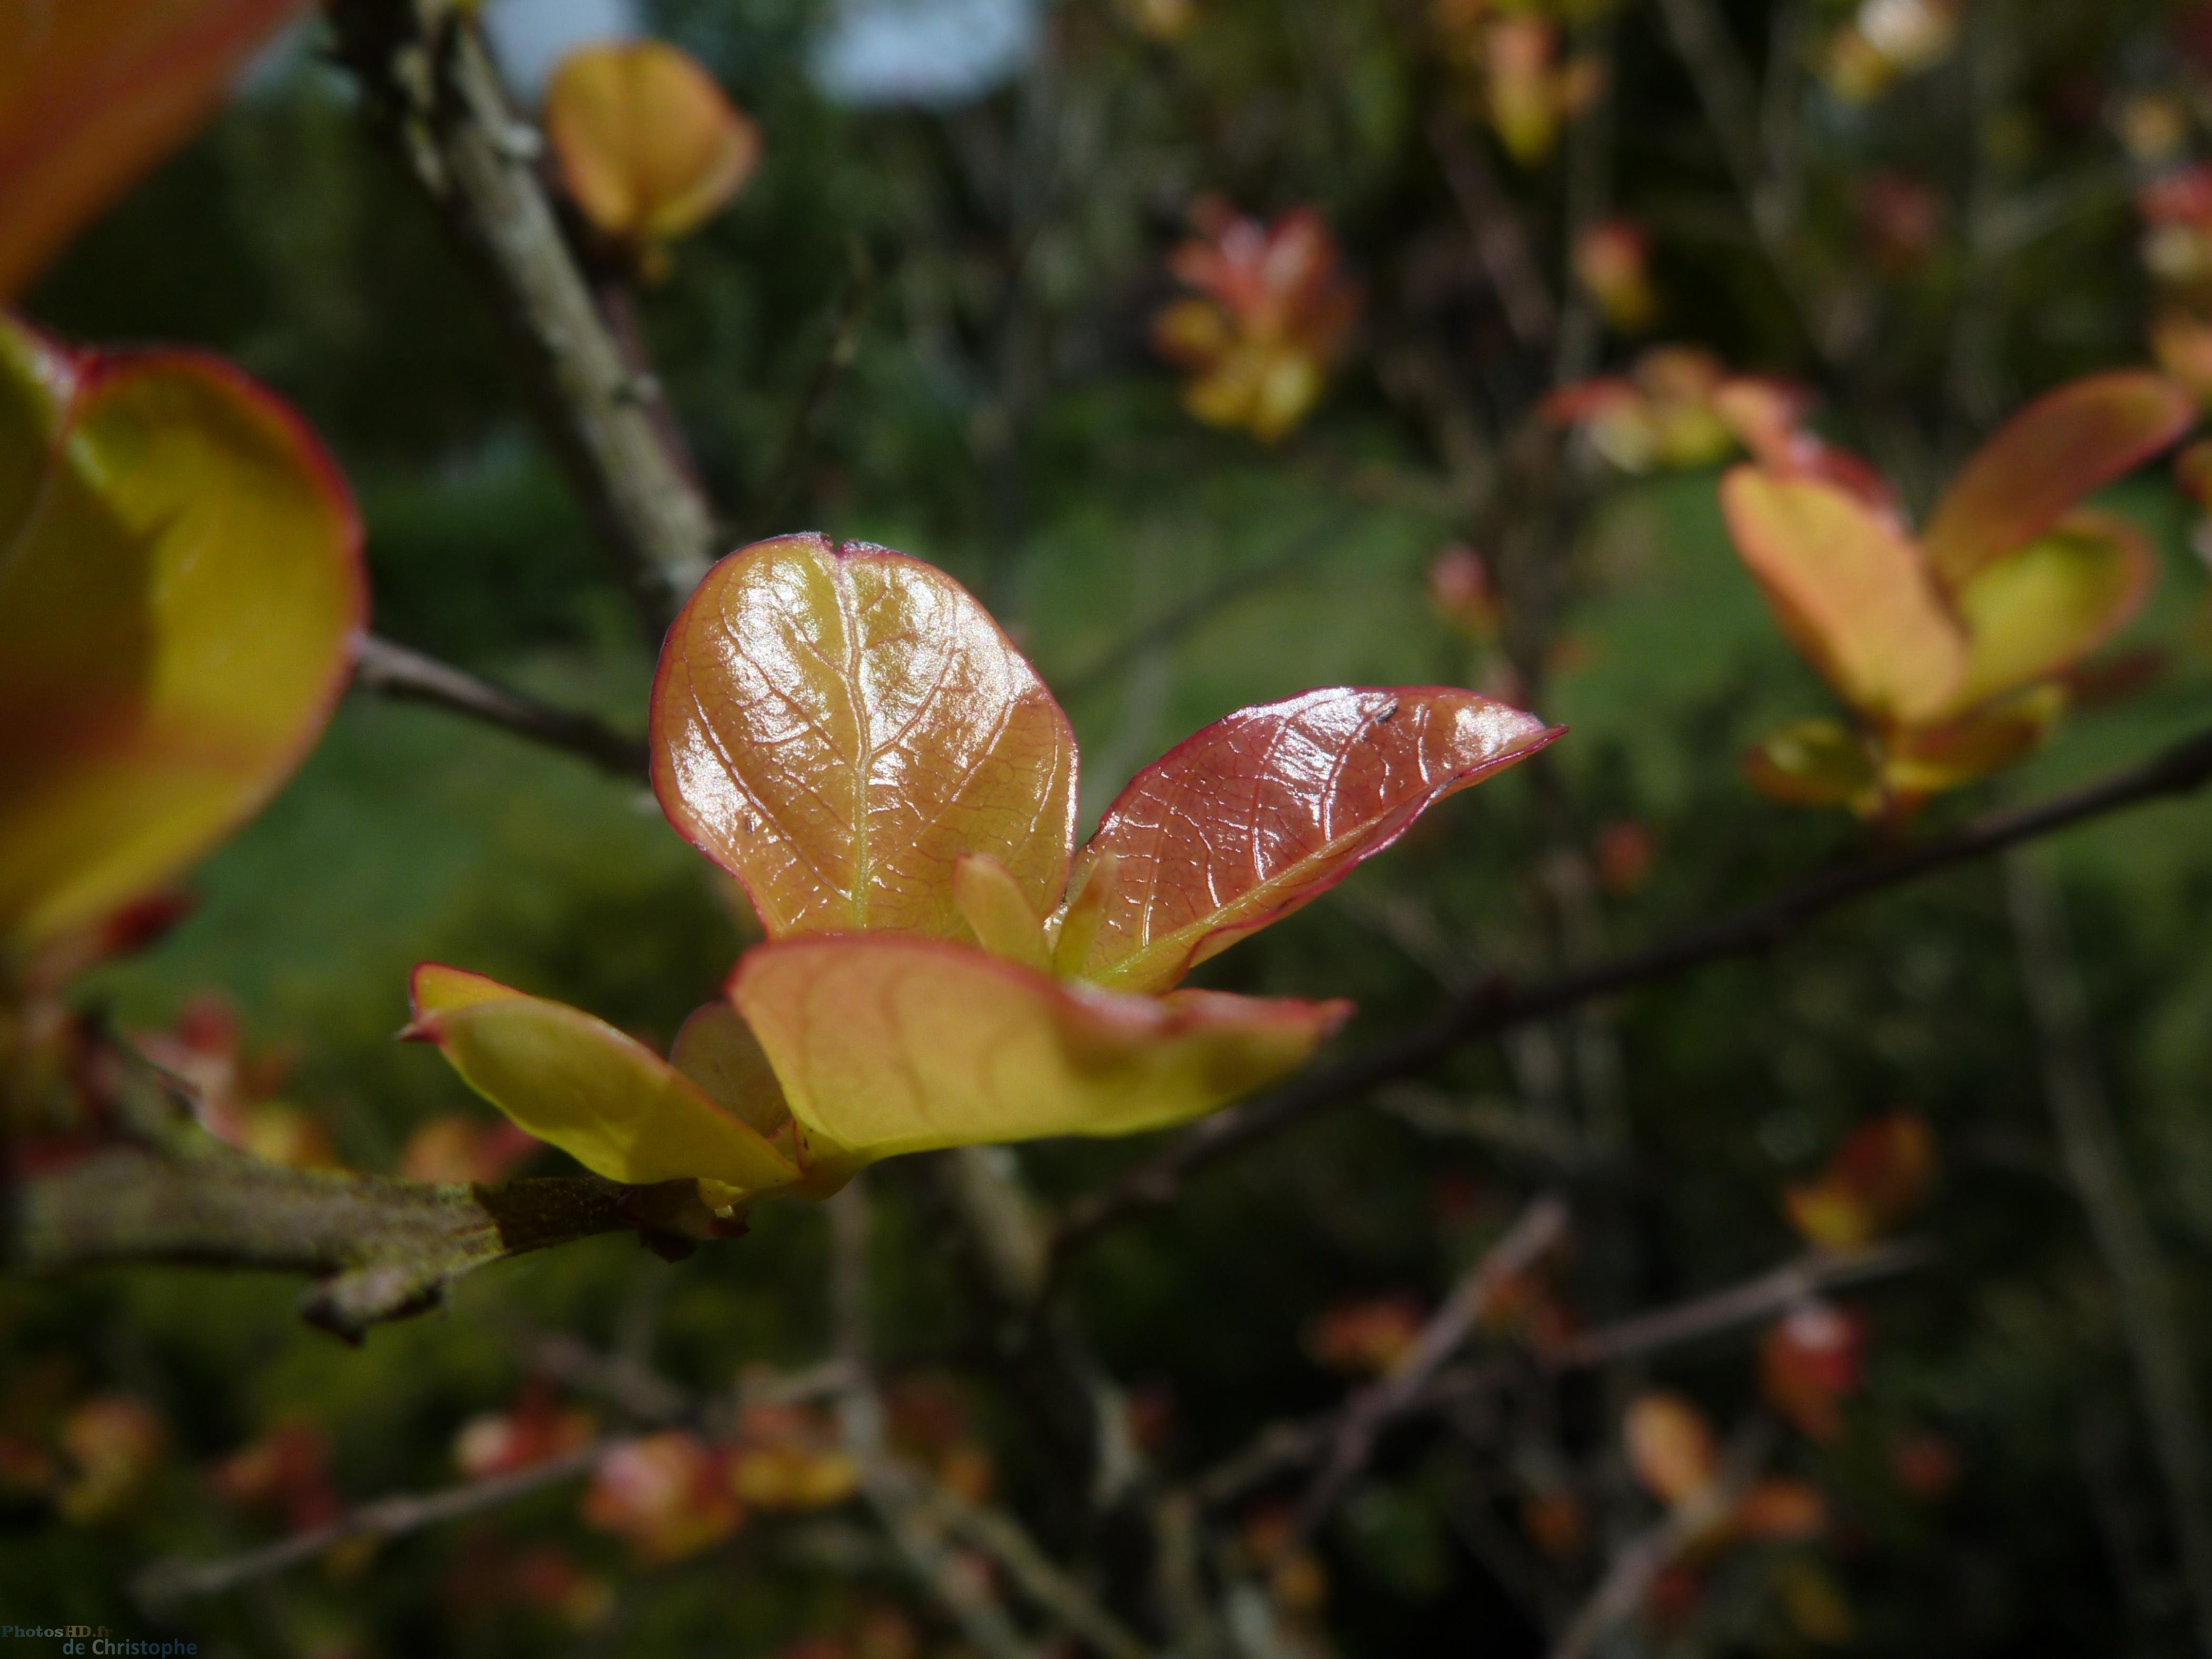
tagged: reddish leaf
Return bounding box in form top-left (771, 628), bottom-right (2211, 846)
top-left (1065, 688), bottom-right (1559, 993)
top-left (653, 535), bottom-right (1078, 943)
top-left (0, 0), bottom-right (310, 298)
top-left (1919, 371), bottom-right (2195, 589)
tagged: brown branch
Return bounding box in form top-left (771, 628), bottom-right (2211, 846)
top-left (134, 1440), bottom-right (604, 1606)
top-left (8, 1142), bottom-right (704, 1340)
top-left (352, 634), bottom-right (650, 780)
top-left (1292, 1196), bottom-right (1569, 1540)
top-left (1545, 1238), bottom-right (1934, 1369)
top-left (1427, 111), bottom-right (1556, 350)
top-left (325, 1), bottom-right (715, 637)
top-left (1052, 724), bottom-right (2212, 1257)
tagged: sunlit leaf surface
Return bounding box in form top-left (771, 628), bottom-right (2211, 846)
top-left (1946, 515), bottom-right (2150, 712)
top-left (1720, 468), bottom-right (1964, 729)
top-left (0, 318), bottom-right (362, 945)
top-left (404, 965), bottom-right (800, 1193)
top-left (1919, 371), bottom-right (2193, 589)
top-left (729, 935), bottom-right (1350, 1162)
top-left (0, 0), bottom-right (309, 299)
top-left (653, 534), bottom-right (1078, 942)
top-left (1068, 688), bottom-right (1559, 993)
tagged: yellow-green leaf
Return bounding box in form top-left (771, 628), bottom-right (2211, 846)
top-left (404, 964), bottom-right (801, 1193)
top-left (1881, 688), bottom-right (2066, 798)
top-left (1945, 512), bottom-right (2152, 713)
top-left (1064, 688), bottom-right (1560, 994)
top-left (668, 1001), bottom-right (792, 1141)
top-left (653, 534), bottom-right (1079, 942)
top-left (0, 0), bottom-right (310, 299)
top-left (1919, 371), bottom-right (2194, 590)
top-left (0, 319), bottom-right (363, 946)
top-left (1740, 718), bottom-right (1879, 810)
top-left (1720, 467), bottom-right (1964, 729)
top-left (728, 936), bottom-right (1351, 1163)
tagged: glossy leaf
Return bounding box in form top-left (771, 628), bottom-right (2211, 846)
top-left (545, 40), bottom-right (759, 249)
top-left (653, 534), bottom-right (1079, 942)
top-left (403, 965), bottom-right (799, 1193)
top-left (1721, 468), bottom-right (1965, 728)
top-left (1919, 371), bottom-right (2193, 589)
top-left (1065, 688), bottom-right (1559, 994)
top-left (728, 935), bottom-right (1351, 1163)
top-left (0, 0), bottom-right (309, 299)
top-left (0, 319), bottom-right (363, 945)
top-left (1945, 514), bottom-right (2151, 712)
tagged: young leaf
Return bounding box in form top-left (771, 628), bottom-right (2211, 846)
top-left (1063, 688), bottom-right (1560, 993)
top-left (1623, 1392), bottom-right (1720, 1509)
top-left (1919, 371), bottom-right (2194, 589)
top-left (1882, 688), bottom-right (2065, 799)
top-left (728, 935), bottom-right (1351, 1163)
top-left (1720, 468), bottom-right (1965, 729)
top-left (0, 0), bottom-right (309, 299)
top-left (668, 1002), bottom-right (792, 1140)
top-left (951, 853), bottom-right (1051, 970)
top-left (403, 965), bottom-right (800, 1194)
top-left (1740, 719), bottom-right (1879, 810)
top-left (653, 535), bottom-right (1079, 942)
top-left (1944, 513), bottom-right (2151, 712)
top-left (0, 319), bottom-right (363, 945)
top-left (544, 40), bottom-right (760, 252)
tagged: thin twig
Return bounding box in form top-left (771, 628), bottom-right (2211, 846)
top-left (134, 1441), bottom-right (604, 1607)
top-left (1546, 1425), bottom-right (1772, 1659)
top-left (2007, 851), bottom-right (2212, 1659)
top-left (352, 634), bottom-right (650, 780)
top-left (1293, 1196), bottom-right (1569, 1540)
top-left (325, 2), bottom-right (715, 636)
top-left (743, 244), bottom-right (877, 542)
top-left (1428, 111), bottom-right (1556, 350)
top-left (1052, 724), bottom-right (2212, 1256)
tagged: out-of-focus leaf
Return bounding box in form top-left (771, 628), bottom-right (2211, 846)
top-left (653, 535), bottom-right (1078, 943)
top-left (1946, 514), bottom-right (2151, 711)
top-left (1720, 468), bottom-right (1965, 728)
top-left (1882, 688), bottom-right (2065, 798)
top-left (402, 964), bottom-right (800, 1193)
top-left (1623, 1391), bottom-right (1718, 1509)
top-left (1919, 371), bottom-right (2193, 589)
top-left (1066, 688), bottom-right (1560, 993)
top-left (1759, 1301), bottom-right (1865, 1443)
top-left (0, 318), bottom-right (363, 946)
top-left (1785, 1112), bottom-right (1938, 1250)
top-left (0, 0), bottom-right (309, 299)
top-left (544, 39), bottom-right (759, 251)
top-left (728, 935), bottom-right (1350, 1163)
top-left (1734, 1479), bottom-right (1828, 1543)
top-left (1741, 718), bottom-right (1879, 810)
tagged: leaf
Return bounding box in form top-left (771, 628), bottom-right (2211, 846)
top-left (727, 935), bottom-right (1351, 1163)
top-left (1065, 688), bottom-right (1561, 994)
top-left (1881, 687), bottom-right (2065, 798)
top-left (1919, 371), bottom-right (2194, 589)
top-left (668, 1002), bottom-right (792, 1140)
top-left (951, 853), bottom-right (1050, 970)
top-left (1944, 512), bottom-right (2152, 712)
top-left (1623, 1392), bottom-right (1719, 1509)
top-left (1740, 718), bottom-right (1879, 811)
top-left (653, 534), bottom-right (1079, 942)
top-left (0, 319), bottom-right (363, 946)
top-left (0, 0), bottom-right (310, 299)
top-left (403, 965), bottom-right (801, 1194)
top-left (544, 39), bottom-right (761, 249)
top-left (1720, 468), bottom-right (1965, 728)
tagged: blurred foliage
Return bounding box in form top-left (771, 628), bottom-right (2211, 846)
top-left (11, 0), bottom-right (2212, 1653)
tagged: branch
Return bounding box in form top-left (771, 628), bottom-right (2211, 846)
top-left (353, 634), bottom-right (650, 781)
top-left (134, 1441), bottom-right (603, 1606)
top-left (1052, 724), bottom-right (2212, 1255)
top-left (1292, 1196), bottom-right (1569, 1540)
top-left (1427, 111), bottom-right (1556, 351)
top-left (2007, 852), bottom-right (2212, 1659)
top-left (325, 0), bottom-right (715, 636)
top-left (8, 1143), bottom-right (701, 1340)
